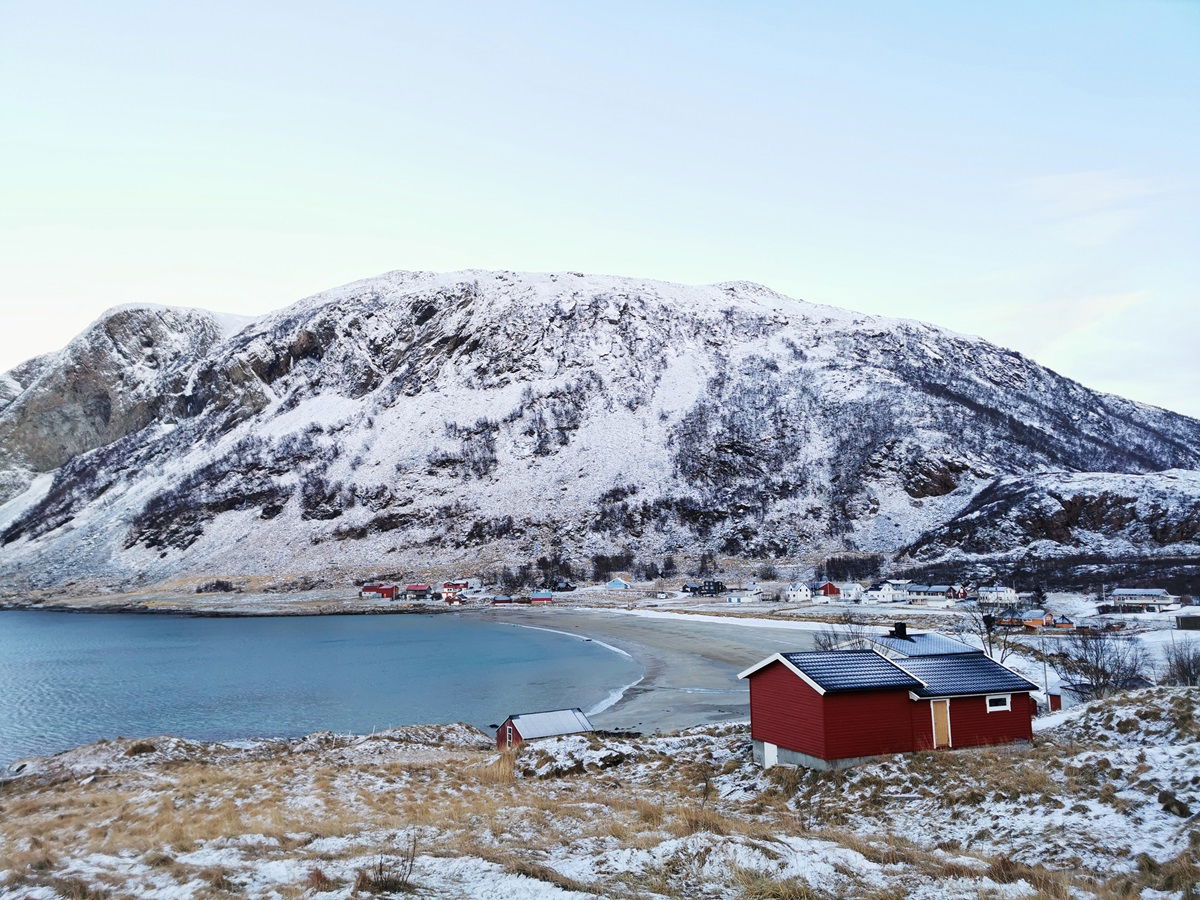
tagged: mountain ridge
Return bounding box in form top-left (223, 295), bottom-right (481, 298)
top-left (1, 269), bottom-right (1198, 591)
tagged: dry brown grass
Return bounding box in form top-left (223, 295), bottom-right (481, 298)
top-left (305, 866), bottom-right (339, 891)
top-left (44, 877), bottom-right (111, 899)
top-left (730, 866), bottom-right (821, 899)
top-left (1104, 850), bottom-right (1200, 896)
top-left (473, 752), bottom-right (516, 785)
top-left (985, 856), bottom-right (1072, 898)
top-left (3, 710), bottom-right (1194, 900)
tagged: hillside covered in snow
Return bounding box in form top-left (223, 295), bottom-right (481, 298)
top-left (2, 270), bottom-right (1200, 590)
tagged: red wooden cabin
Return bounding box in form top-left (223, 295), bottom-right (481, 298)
top-left (496, 708), bottom-right (594, 749)
top-left (738, 649), bottom-right (1037, 770)
top-left (359, 583), bottom-right (398, 600)
top-left (814, 581), bottom-right (841, 597)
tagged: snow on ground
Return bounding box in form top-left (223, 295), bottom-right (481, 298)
top-left (3, 689), bottom-right (1197, 898)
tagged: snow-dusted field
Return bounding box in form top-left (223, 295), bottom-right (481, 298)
top-left (2, 689), bottom-right (1197, 899)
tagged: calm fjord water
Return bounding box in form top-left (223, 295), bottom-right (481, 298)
top-left (0, 611), bottom-right (642, 763)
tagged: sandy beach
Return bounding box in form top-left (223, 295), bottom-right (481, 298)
top-left (482, 606), bottom-right (823, 732)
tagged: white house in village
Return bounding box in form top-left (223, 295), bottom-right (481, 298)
top-left (906, 585), bottom-right (959, 607)
top-left (977, 585), bottom-right (1018, 605)
top-left (784, 583), bottom-right (812, 602)
top-left (1108, 587), bottom-right (1179, 612)
top-left (836, 582), bottom-right (865, 602)
top-left (728, 584), bottom-right (764, 603)
top-left (865, 582), bottom-right (905, 603)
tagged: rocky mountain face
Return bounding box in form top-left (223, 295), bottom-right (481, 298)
top-left (2, 270), bottom-right (1199, 590)
top-left (901, 470), bottom-right (1200, 563)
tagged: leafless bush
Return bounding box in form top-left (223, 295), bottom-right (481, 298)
top-left (814, 612), bottom-right (870, 651)
top-left (353, 839), bottom-right (418, 894)
top-left (1053, 632), bottom-right (1151, 699)
top-left (952, 608), bottom-right (1020, 663)
top-left (1161, 640), bottom-right (1200, 686)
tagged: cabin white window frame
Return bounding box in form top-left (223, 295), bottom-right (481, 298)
top-left (985, 694), bottom-right (1012, 713)
top-left (505, 725), bottom-right (514, 747)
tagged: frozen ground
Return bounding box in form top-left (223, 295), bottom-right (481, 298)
top-left (2, 689), bottom-right (1196, 898)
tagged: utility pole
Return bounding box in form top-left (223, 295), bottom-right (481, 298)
top-left (1040, 629), bottom-right (1050, 701)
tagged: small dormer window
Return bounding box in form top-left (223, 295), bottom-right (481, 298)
top-left (986, 694), bottom-right (1011, 712)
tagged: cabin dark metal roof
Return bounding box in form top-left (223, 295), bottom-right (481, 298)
top-left (862, 632), bottom-right (979, 657)
top-left (780, 650), bottom-right (923, 693)
top-left (897, 653), bottom-right (1038, 698)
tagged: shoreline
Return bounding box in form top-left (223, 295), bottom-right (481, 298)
top-left (474, 606), bottom-right (821, 732)
top-left (1, 603), bottom-right (824, 749)
top-left (496, 620), bottom-right (647, 717)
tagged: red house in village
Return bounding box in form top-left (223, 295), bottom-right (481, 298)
top-left (738, 649), bottom-right (1037, 769)
top-left (814, 581), bottom-right (841, 597)
top-left (359, 583), bottom-right (398, 600)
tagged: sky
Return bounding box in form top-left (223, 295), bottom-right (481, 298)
top-left (1, 1), bottom-right (1198, 414)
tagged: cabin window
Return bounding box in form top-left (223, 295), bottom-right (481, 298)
top-left (986, 694), bottom-right (1011, 712)
top-left (505, 725), bottom-right (513, 747)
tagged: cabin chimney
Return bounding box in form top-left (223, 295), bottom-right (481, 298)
top-left (891, 622), bottom-right (907, 638)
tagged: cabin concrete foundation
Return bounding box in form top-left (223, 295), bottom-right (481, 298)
top-left (752, 740), bottom-right (880, 771)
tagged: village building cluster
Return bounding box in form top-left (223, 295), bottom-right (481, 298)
top-left (358, 574), bottom-right (1187, 633)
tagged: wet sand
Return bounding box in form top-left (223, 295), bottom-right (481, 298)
top-left (482, 607), bottom-right (822, 733)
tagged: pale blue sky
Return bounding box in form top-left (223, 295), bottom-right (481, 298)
top-left (2, 1), bottom-right (1198, 414)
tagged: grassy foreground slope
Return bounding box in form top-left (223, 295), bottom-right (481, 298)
top-left (1, 689), bottom-right (1197, 898)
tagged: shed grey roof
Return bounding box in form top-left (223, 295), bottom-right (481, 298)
top-left (1111, 588), bottom-right (1170, 596)
top-left (862, 632), bottom-right (979, 657)
top-left (897, 654), bottom-right (1038, 698)
top-left (779, 651), bottom-right (923, 693)
top-left (506, 708), bottom-right (594, 739)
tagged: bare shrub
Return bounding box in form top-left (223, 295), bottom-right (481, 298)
top-left (814, 612), bottom-right (870, 651)
top-left (353, 840), bottom-right (418, 894)
top-left (952, 608), bottom-right (1020, 663)
top-left (1161, 640), bottom-right (1200, 686)
top-left (125, 741), bottom-right (157, 756)
top-left (1053, 632), bottom-right (1151, 699)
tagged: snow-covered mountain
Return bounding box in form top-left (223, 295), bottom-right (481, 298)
top-left (2, 269), bottom-right (1199, 590)
top-left (900, 469), bottom-right (1200, 564)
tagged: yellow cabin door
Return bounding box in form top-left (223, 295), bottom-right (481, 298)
top-left (931, 700), bottom-right (952, 749)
